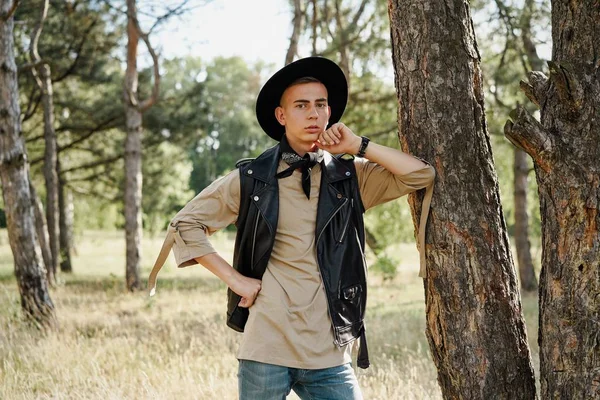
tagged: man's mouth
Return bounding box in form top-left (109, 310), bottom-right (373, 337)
top-left (305, 125), bottom-right (321, 132)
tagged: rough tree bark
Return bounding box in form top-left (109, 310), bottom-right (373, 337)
top-left (388, 0), bottom-right (536, 398)
top-left (29, 0), bottom-right (60, 280)
top-left (504, 1), bottom-right (600, 397)
top-left (123, 0), bottom-right (160, 291)
top-left (0, 0), bottom-right (57, 328)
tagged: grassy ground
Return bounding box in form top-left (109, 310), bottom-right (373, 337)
top-left (0, 229), bottom-right (539, 399)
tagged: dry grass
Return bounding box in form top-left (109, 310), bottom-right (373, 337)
top-left (0, 229), bottom-right (539, 399)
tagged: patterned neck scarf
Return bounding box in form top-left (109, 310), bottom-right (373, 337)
top-left (275, 135), bottom-right (323, 199)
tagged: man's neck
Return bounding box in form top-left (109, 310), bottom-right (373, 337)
top-left (285, 137), bottom-right (317, 157)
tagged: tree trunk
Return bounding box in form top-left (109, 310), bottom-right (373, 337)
top-left (40, 63), bottom-right (59, 278)
top-left (511, 0), bottom-right (540, 294)
top-left (57, 159), bottom-right (73, 273)
top-left (124, 106), bottom-right (142, 291)
top-left (364, 226), bottom-right (382, 257)
top-left (310, 0), bottom-right (317, 56)
top-left (0, 2), bottom-right (57, 328)
top-left (123, 0), bottom-right (142, 291)
top-left (504, 1), bottom-right (600, 397)
top-left (513, 148), bottom-right (537, 292)
top-left (332, 0), bottom-right (351, 86)
top-left (285, 0), bottom-right (304, 65)
top-left (30, 183), bottom-right (54, 284)
top-left (388, 1), bottom-right (536, 398)
top-left (30, 0), bottom-right (60, 279)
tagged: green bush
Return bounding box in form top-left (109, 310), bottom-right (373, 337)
top-left (372, 254), bottom-right (399, 282)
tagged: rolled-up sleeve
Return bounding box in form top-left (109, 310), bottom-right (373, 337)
top-left (356, 157), bottom-right (435, 210)
top-left (355, 157), bottom-right (436, 278)
top-left (169, 169), bottom-right (240, 268)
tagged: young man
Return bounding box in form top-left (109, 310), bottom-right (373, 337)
top-left (149, 57), bottom-right (435, 399)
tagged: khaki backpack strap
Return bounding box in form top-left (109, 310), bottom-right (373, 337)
top-left (417, 181), bottom-right (434, 278)
top-left (148, 228), bottom-right (176, 296)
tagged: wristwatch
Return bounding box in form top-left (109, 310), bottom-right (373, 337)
top-left (356, 136), bottom-right (370, 158)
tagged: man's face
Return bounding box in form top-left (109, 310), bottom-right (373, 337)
top-left (275, 82), bottom-right (331, 154)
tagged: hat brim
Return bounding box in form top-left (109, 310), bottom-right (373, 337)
top-left (256, 57), bottom-right (348, 141)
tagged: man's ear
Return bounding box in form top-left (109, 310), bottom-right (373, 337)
top-left (275, 106), bottom-right (285, 126)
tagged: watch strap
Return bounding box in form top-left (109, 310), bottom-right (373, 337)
top-left (356, 136), bottom-right (370, 157)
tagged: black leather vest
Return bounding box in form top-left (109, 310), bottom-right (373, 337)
top-left (227, 144), bottom-right (370, 368)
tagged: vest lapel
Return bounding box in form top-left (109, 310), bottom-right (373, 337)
top-left (316, 152), bottom-right (353, 239)
top-left (242, 145), bottom-right (280, 260)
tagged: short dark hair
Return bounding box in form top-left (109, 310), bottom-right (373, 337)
top-left (287, 76), bottom-right (322, 88)
top-left (279, 77), bottom-right (326, 105)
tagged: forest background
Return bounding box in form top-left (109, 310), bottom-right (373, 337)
top-left (3, 0), bottom-right (595, 399)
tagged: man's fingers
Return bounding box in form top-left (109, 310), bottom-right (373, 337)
top-left (332, 124), bottom-right (342, 139)
top-left (238, 296), bottom-right (253, 308)
top-left (321, 129), bottom-right (339, 145)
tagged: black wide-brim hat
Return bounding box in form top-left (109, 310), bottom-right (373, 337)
top-left (256, 57), bottom-right (348, 141)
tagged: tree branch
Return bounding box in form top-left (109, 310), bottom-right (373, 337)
top-left (493, 0), bottom-right (529, 73)
top-left (148, 0), bottom-right (194, 34)
top-left (286, 0), bottom-right (304, 64)
top-left (364, 125), bottom-right (397, 139)
top-left (22, 88), bottom-right (42, 122)
top-left (59, 153), bottom-right (123, 175)
top-left (53, 19), bottom-right (98, 83)
top-left (311, 0), bottom-right (318, 56)
top-left (67, 183), bottom-right (118, 201)
top-left (522, 70), bottom-right (549, 109)
top-left (28, 0), bottom-right (50, 91)
top-left (57, 115), bottom-right (122, 152)
top-left (20, 59), bottom-right (47, 71)
top-left (136, 27), bottom-right (160, 112)
top-left (1, 0), bottom-right (20, 21)
top-left (504, 104), bottom-right (553, 172)
top-left (348, 0), bottom-right (369, 33)
top-left (520, 0), bottom-right (545, 72)
top-left (125, 4), bottom-right (162, 112)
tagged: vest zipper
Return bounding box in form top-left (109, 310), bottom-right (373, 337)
top-left (250, 208), bottom-right (260, 269)
top-left (316, 196), bottom-right (348, 346)
top-left (338, 198), bottom-right (353, 243)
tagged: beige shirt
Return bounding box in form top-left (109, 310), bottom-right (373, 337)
top-left (163, 155), bottom-right (435, 369)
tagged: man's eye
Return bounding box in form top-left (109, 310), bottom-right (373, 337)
top-left (317, 103), bottom-right (326, 108)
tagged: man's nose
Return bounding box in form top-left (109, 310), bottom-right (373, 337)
top-left (308, 105), bottom-right (319, 118)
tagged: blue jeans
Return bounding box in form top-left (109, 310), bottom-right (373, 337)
top-left (238, 360), bottom-right (363, 400)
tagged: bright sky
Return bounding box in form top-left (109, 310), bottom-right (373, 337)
top-left (153, 0), bottom-right (292, 67)
top-left (149, 0), bottom-right (551, 73)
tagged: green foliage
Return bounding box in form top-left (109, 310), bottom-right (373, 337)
top-left (189, 57), bottom-right (274, 191)
top-left (364, 199), bottom-right (416, 248)
top-left (143, 56), bottom-right (274, 194)
top-left (14, 0), bottom-right (126, 232)
top-left (290, 0), bottom-right (414, 244)
top-left (471, 0), bottom-right (550, 241)
top-left (73, 196), bottom-right (123, 233)
top-left (372, 253), bottom-right (400, 282)
top-left (8, 0), bottom-right (549, 253)
top-left (142, 142), bottom-right (194, 234)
